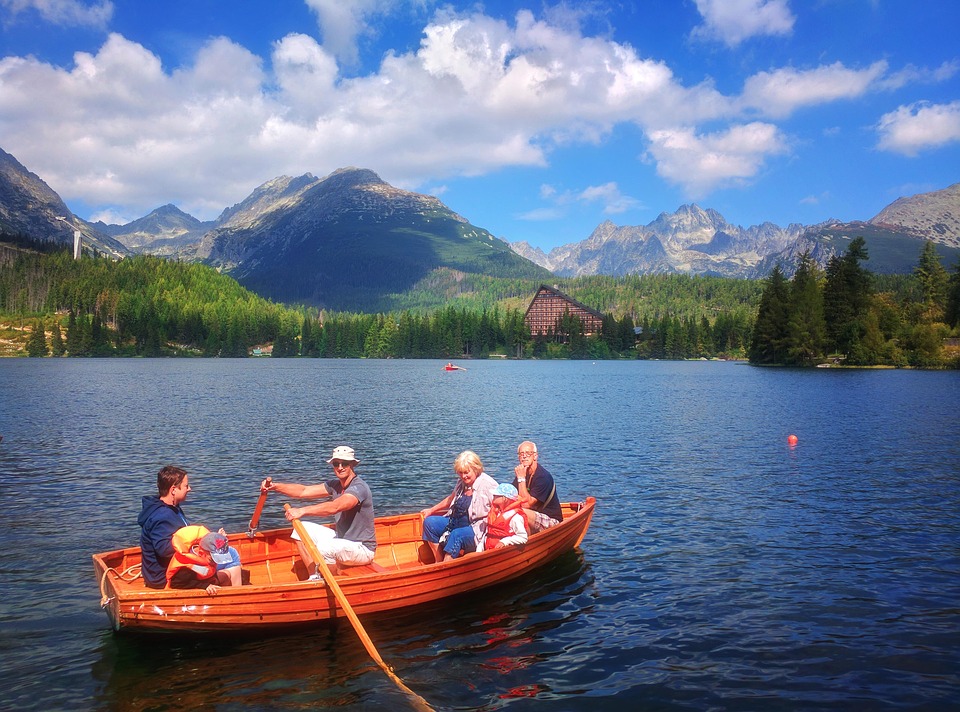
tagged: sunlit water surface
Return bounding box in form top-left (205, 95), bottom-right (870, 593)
top-left (1, 359), bottom-right (958, 710)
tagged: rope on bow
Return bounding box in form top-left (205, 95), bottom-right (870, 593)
top-left (99, 563), bottom-right (142, 607)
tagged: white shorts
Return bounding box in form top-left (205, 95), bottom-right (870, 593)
top-left (291, 520), bottom-right (375, 567)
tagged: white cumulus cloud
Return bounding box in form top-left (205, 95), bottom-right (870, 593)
top-left (305, 0), bottom-right (415, 69)
top-left (741, 61), bottom-right (888, 118)
top-left (691, 0), bottom-right (794, 46)
top-left (876, 101), bottom-right (960, 156)
top-left (647, 122), bottom-right (789, 196)
top-left (0, 5), bottom-right (944, 219)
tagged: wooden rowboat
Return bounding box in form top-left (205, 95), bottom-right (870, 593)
top-left (93, 498), bottom-right (595, 633)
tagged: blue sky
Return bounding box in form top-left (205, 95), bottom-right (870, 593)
top-left (1, 1), bottom-right (958, 252)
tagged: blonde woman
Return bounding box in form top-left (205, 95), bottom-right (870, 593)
top-left (420, 451), bottom-right (498, 563)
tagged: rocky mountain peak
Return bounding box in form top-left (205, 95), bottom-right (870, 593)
top-left (0, 147), bottom-right (72, 235)
top-left (102, 203), bottom-right (208, 249)
top-left (583, 220), bottom-right (619, 245)
top-left (868, 182), bottom-right (960, 247)
top-left (215, 174), bottom-right (320, 228)
top-left (325, 166), bottom-right (384, 187)
top-left (303, 167), bottom-right (459, 223)
top-left (0, 146), bottom-right (126, 256)
top-left (651, 203), bottom-right (727, 234)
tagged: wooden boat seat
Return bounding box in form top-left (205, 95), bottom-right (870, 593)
top-left (339, 561), bottom-right (388, 577)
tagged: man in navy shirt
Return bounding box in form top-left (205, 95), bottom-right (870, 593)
top-left (138, 466), bottom-right (242, 588)
top-left (137, 466), bottom-right (192, 588)
top-left (512, 441), bottom-right (563, 533)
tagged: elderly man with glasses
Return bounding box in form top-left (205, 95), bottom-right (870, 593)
top-left (262, 446), bottom-right (376, 580)
top-left (512, 440), bottom-right (563, 533)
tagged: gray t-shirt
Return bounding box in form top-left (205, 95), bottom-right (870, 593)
top-left (324, 475), bottom-right (377, 551)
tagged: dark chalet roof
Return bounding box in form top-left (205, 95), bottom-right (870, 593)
top-left (523, 284), bottom-right (605, 320)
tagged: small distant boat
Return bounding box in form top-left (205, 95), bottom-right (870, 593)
top-left (93, 498), bottom-right (595, 633)
top-left (444, 362), bottom-right (466, 371)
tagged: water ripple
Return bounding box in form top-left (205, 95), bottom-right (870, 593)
top-left (0, 359), bottom-right (958, 710)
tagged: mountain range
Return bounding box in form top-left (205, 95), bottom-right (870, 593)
top-left (1, 143), bottom-right (958, 310)
top-left (511, 183), bottom-right (960, 278)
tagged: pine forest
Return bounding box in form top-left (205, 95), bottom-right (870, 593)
top-left (2, 239), bottom-right (959, 367)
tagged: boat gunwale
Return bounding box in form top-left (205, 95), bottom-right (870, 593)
top-left (93, 497), bottom-right (595, 632)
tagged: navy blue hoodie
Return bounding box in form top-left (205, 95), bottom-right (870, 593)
top-left (137, 496), bottom-right (188, 588)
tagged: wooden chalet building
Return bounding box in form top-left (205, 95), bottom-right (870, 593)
top-left (523, 284), bottom-right (604, 338)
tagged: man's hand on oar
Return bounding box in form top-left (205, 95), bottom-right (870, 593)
top-left (247, 477), bottom-right (271, 538)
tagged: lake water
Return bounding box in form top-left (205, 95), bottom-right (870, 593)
top-left (0, 358), bottom-right (958, 711)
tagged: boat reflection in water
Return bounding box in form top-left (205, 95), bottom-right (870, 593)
top-left (90, 549), bottom-right (593, 710)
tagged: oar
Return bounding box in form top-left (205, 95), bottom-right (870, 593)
top-left (247, 477), bottom-right (271, 538)
top-left (284, 504), bottom-right (432, 711)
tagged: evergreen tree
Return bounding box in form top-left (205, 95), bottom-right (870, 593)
top-left (749, 265), bottom-right (790, 364)
top-left (78, 312), bottom-right (93, 356)
top-left (65, 309), bottom-right (80, 355)
top-left (90, 310), bottom-right (112, 355)
top-left (478, 309), bottom-right (493, 355)
top-left (142, 319), bottom-right (163, 356)
top-left (378, 316), bottom-right (399, 356)
top-left (363, 319), bottom-right (381, 358)
top-left (849, 307), bottom-right (889, 366)
top-left (785, 252), bottom-right (826, 365)
top-left (50, 320), bottom-right (65, 356)
top-left (946, 260), bottom-right (960, 328)
top-left (822, 236), bottom-right (872, 355)
top-left (600, 313), bottom-right (619, 352)
top-left (26, 319), bottom-right (48, 357)
top-left (822, 254), bottom-right (850, 350)
top-left (617, 314), bottom-right (636, 352)
top-left (568, 314), bottom-right (588, 358)
top-left (531, 334), bottom-right (547, 358)
top-left (699, 315), bottom-right (714, 356)
top-left (222, 314), bottom-right (246, 357)
top-left (315, 321), bottom-right (329, 357)
top-left (299, 316), bottom-right (312, 356)
top-left (272, 315), bottom-right (298, 357)
top-left (501, 308), bottom-right (527, 358)
top-left (913, 241), bottom-right (948, 320)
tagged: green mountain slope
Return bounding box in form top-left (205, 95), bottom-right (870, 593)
top-left (203, 168), bottom-right (551, 311)
top-left (810, 223), bottom-right (960, 273)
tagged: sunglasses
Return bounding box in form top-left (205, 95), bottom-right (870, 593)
top-left (331, 460), bottom-right (353, 469)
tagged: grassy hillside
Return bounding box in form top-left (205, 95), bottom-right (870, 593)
top-left (813, 226), bottom-right (960, 273)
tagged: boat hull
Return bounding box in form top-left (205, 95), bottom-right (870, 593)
top-left (93, 498), bottom-right (595, 633)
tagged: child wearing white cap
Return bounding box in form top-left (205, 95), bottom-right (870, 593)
top-left (479, 482), bottom-right (528, 551)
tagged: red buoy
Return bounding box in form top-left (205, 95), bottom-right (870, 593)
top-left (787, 434), bottom-right (798, 446)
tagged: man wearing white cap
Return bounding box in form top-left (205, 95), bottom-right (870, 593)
top-left (261, 446), bottom-right (376, 579)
